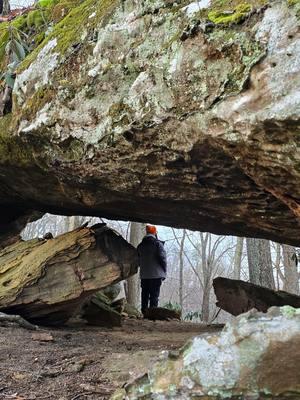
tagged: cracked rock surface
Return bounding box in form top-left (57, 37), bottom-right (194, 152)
top-left (116, 306), bottom-right (300, 399)
top-left (0, 0), bottom-right (299, 244)
top-left (0, 225), bottom-right (137, 325)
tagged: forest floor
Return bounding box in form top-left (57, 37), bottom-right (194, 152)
top-left (0, 318), bottom-right (223, 400)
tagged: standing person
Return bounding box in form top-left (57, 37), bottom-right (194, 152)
top-left (137, 224), bottom-right (167, 314)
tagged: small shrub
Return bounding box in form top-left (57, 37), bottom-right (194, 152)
top-left (184, 311), bottom-right (202, 321)
top-left (163, 301), bottom-right (182, 313)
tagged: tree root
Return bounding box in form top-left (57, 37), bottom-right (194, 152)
top-left (0, 312), bottom-right (38, 330)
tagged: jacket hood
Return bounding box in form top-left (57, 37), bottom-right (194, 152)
top-left (142, 234), bottom-right (165, 245)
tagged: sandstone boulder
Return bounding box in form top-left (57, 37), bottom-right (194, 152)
top-left (0, 0), bottom-right (299, 245)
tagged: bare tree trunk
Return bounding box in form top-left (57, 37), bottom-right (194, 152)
top-left (67, 216), bottom-right (82, 232)
top-left (179, 230), bottom-right (186, 310)
top-left (282, 244), bottom-right (299, 295)
top-left (246, 238), bottom-right (275, 289)
top-left (233, 237), bottom-right (244, 280)
top-left (201, 278), bottom-right (210, 323)
top-left (127, 222), bottom-right (145, 308)
top-left (274, 242), bottom-right (282, 290)
top-left (246, 238), bottom-right (260, 285)
top-left (1, 0), bottom-right (10, 15)
top-left (200, 234), bottom-right (210, 323)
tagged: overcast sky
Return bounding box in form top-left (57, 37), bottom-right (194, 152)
top-left (11, 0), bottom-right (34, 9)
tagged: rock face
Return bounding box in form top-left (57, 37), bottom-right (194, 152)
top-left (81, 294), bottom-right (122, 327)
top-left (213, 276), bottom-right (300, 315)
top-left (0, 210), bottom-right (42, 249)
top-left (116, 307), bottom-right (300, 399)
top-left (0, 224), bottom-right (138, 325)
top-left (0, 0), bottom-right (299, 245)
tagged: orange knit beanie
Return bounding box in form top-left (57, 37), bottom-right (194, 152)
top-left (146, 225), bottom-right (157, 235)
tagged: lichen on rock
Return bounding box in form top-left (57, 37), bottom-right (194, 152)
top-left (118, 307), bottom-right (300, 399)
top-left (0, 0), bottom-right (299, 245)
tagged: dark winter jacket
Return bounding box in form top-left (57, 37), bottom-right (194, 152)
top-left (137, 234), bottom-right (167, 279)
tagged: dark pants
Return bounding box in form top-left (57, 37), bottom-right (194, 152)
top-left (141, 278), bottom-right (162, 313)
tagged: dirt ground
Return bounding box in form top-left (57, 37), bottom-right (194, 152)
top-left (0, 318), bottom-right (223, 400)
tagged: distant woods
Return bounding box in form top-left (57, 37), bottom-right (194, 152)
top-left (22, 214), bottom-right (300, 323)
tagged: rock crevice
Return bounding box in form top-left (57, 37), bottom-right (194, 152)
top-left (0, 0), bottom-right (299, 245)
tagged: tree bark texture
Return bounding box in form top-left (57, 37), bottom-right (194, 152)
top-left (0, 224), bottom-right (138, 325)
top-left (246, 238), bottom-right (275, 289)
top-left (233, 237), bottom-right (244, 280)
top-left (282, 244), bottom-right (299, 295)
top-left (127, 222), bottom-right (145, 308)
top-left (2, 0), bottom-right (10, 15)
top-left (213, 277), bottom-right (300, 316)
top-left (179, 229), bottom-right (186, 311)
top-left (67, 216), bottom-right (83, 232)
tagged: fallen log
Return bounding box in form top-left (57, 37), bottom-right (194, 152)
top-left (143, 307), bottom-right (181, 321)
top-left (213, 277), bottom-right (300, 316)
top-left (0, 311), bottom-right (38, 330)
top-left (0, 223), bottom-right (138, 325)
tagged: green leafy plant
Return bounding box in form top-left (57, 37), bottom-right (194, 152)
top-left (0, 0), bottom-right (60, 85)
top-left (0, 23), bottom-right (29, 88)
top-left (163, 301), bottom-right (182, 313)
top-left (184, 311), bottom-right (202, 321)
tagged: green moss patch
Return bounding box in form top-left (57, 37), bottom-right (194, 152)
top-left (0, 0), bottom-right (84, 76)
top-left (16, 86), bottom-right (56, 122)
top-left (194, 0), bottom-right (268, 25)
top-left (208, 3), bottom-right (252, 24)
top-left (0, 114), bottom-right (34, 166)
top-left (287, 0), bottom-right (300, 16)
top-left (287, 0), bottom-right (300, 5)
top-left (20, 0), bottom-right (117, 72)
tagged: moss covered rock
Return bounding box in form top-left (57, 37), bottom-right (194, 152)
top-left (118, 307), bottom-right (300, 399)
top-left (0, 0), bottom-right (299, 246)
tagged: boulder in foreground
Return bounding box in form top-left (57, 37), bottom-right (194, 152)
top-left (115, 307), bottom-right (300, 399)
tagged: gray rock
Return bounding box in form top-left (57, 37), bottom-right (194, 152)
top-left (117, 306), bottom-right (300, 399)
top-left (0, 0), bottom-right (299, 245)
